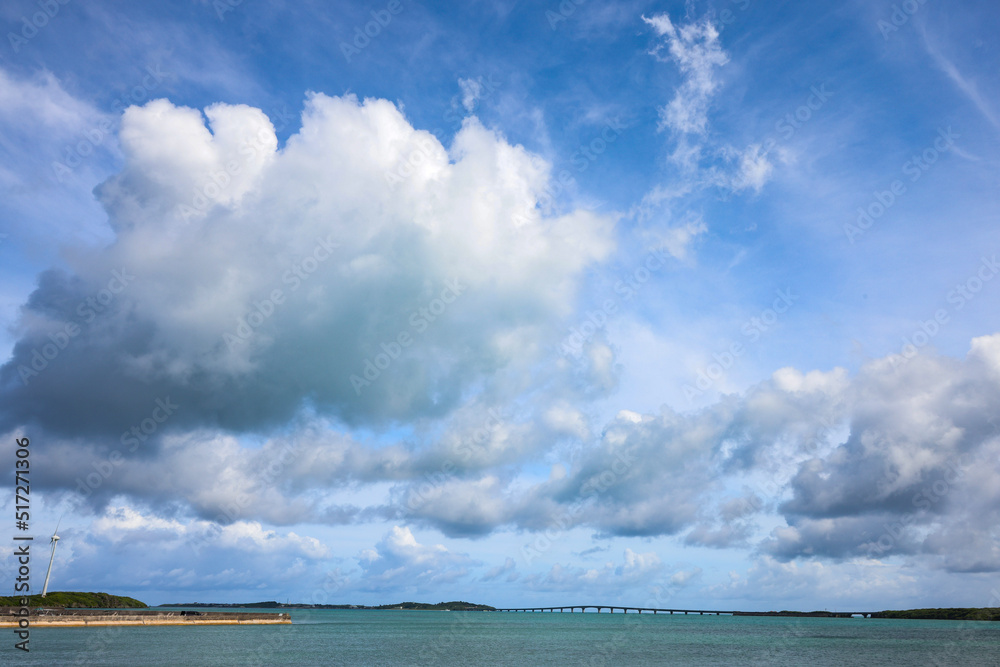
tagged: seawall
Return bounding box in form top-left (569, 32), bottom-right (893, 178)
top-left (0, 609), bottom-right (291, 627)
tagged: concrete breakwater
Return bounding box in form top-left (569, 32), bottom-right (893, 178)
top-left (0, 608), bottom-right (291, 627)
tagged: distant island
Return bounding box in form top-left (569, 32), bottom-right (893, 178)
top-left (159, 600), bottom-right (496, 612)
top-left (870, 608), bottom-right (1000, 621)
top-left (738, 608), bottom-right (999, 620)
top-left (6, 593), bottom-right (998, 622)
top-left (731, 608), bottom-right (999, 620)
top-left (161, 601), bottom-right (1000, 620)
top-left (0, 591), bottom-right (146, 609)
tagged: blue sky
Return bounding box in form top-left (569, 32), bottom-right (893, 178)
top-left (2, 0), bottom-right (1000, 610)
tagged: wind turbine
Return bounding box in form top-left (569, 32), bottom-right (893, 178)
top-left (41, 520), bottom-right (61, 598)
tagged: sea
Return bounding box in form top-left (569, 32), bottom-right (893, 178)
top-left (10, 608), bottom-right (1000, 665)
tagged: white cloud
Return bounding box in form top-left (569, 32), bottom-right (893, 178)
top-left (642, 13), bottom-right (676, 38)
top-left (458, 77), bottom-right (483, 113)
top-left (91, 505), bottom-right (188, 542)
top-left (727, 144), bottom-right (774, 194)
top-left (19, 332), bottom-right (997, 579)
top-left (90, 505), bottom-right (328, 558)
top-left (481, 556), bottom-right (518, 582)
top-left (669, 565), bottom-right (702, 586)
top-left (0, 67), bottom-right (117, 248)
top-left (523, 548), bottom-right (664, 594)
top-left (642, 216), bottom-right (707, 260)
top-left (0, 67), bottom-right (105, 136)
top-left (0, 93), bottom-right (615, 436)
top-left (643, 14), bottom-right (729, 135)
top-left (637, 13), bottom-right (774, 238)
top-left (216, 521), bottom-right (328, 558)
top-left (400, 475), bottom-right (514, 537)
top-left (357, 526), bottom-right (477, 588)
top-left (707, 556), bottom-right (923, 609)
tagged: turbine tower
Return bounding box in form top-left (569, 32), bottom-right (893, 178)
top-left (41, 521), bottom-right (60, 598)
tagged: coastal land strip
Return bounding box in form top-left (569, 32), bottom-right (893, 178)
top-left (3, 592), bottom-right (998, 626)
top-left (165, 600), bottom-right (496, 612)
top-left (0, 592), bottom-right (289, 628)
top-left (0, 609), bottom-right (291, 628)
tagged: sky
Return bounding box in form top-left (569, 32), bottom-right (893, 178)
top-left (1, 0), bottom-right (999, 611)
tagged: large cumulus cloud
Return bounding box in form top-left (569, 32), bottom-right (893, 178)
top-left (0, 93), bottom-right (614, 438)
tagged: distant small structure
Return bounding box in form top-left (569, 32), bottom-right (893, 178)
top-left (41, 521), bottom-right (61, 597)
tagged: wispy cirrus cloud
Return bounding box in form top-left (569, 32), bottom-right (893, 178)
top-left (920, 29), bottom-right (1000, 134)
top-left (643, 13), bottom-right (729, 135)
top-left (636, 13), bottom-right (773, 255)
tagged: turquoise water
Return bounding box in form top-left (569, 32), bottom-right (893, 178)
top-left (9, 608), bottom-right (1000, 665)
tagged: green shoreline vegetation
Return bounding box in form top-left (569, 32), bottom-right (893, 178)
top-left (870, 607), bottom-right (1000, 621)
top-left (0, 592), bottom-right (147, 608)
top-left (4, 593), bottom-right (998, 621)
top-left (160, 600), bottom-right (497, 612)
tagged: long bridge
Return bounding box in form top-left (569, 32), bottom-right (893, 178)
top-left (494, 606), bottom-right (869, 618)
